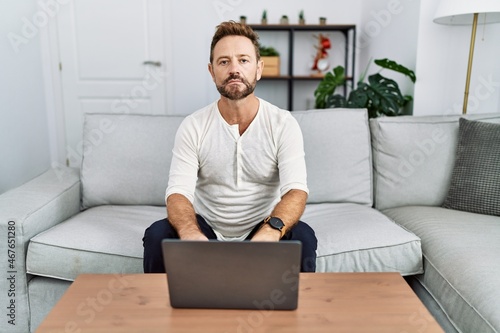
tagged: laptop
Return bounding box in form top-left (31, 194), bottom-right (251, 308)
top-left (161, 239), bottom-right (302, 310)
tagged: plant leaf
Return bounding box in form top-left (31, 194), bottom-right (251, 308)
top-left (346, 85), bottom-right (369, 108)
top-left (326, 94), bottom-right (347, 108)
top-left (314, 66), bottom-right (346, 108)
top-left (374, 58), bottom-right (416, 83)
top-left (259, 46), bottom-right (280, 56)
top-left (403, 95), bottom-right (413, 104)
top-left (367, 73), bottom-right (404, 116)
top-left (347, 73), bottom-right (404, 117)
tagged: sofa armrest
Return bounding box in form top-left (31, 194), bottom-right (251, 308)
top-left (0, 167), bottom-right (80, 332)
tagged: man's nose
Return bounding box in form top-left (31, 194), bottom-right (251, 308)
top-left (228, 61), bottom-right (241, 74)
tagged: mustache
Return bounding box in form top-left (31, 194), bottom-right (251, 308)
top-left (223, 74), bottom-right (246, 85)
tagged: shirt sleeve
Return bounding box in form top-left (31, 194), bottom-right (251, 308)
top-left (277, 114), bottom-right (309, 197)
top-left (165, 116), bottom-right (199, 204)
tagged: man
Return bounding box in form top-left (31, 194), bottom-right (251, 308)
top-left (143, 21), bottom-right (317, 272)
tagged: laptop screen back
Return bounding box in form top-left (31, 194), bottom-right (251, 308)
top-left (161, 240), bottom-right (302, 310)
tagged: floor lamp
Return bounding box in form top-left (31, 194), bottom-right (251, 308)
top-left (433, 0), bottom-right (500, 114)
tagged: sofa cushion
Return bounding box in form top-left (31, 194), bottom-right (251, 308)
top-left (26, 206), bottom-right (165, 281)
top-left (383, 206), bottom-right (500, 333)
top-left (302, 203), bottom-right (422, 275)
top-left (370, 114), bottom-right (500, 210)
top-left (443, 118), bottom-right (500, 216)
top-left (81, 114), bottom-right (185, 209)
top-left (293, 109), bottom-right (372, 205)
top-left (26, 203), bottom-right (422, 280)
top-left (81, 109), bottom-right (373, 208)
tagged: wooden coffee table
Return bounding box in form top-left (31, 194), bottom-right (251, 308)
top-left (37, 273), bottom-right (443, 332)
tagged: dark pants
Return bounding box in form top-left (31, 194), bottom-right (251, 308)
top-left (143, 215), bottom-right (317, 273)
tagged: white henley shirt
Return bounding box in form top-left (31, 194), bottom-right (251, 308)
top-left (165, 98), bottom-right (308, 240)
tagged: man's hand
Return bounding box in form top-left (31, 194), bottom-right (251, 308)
top-left (251, 224), bottom-right (281, 242)
top-left (167, 193), bottom-right (208, 241)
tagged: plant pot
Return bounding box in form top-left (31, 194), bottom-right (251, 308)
top-left (261, 56), bottom-right (280, 76)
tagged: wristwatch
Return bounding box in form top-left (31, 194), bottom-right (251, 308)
top-left (264, 216), bottom-right (286, 238)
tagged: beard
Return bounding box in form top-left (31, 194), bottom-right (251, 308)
top-left (216, 73), bottom-right (257, 100)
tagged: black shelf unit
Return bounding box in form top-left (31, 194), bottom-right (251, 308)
top-left (250, 24), bottom-right (356, 110)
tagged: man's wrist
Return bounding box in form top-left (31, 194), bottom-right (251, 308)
top-left (263, 216), bottom-right (286, 238)
top-left (178, 229), bottom-right (208, 241)
top-left (257, 223), bottom-right (282, 241)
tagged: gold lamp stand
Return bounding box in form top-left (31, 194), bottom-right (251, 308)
top-left (462, 13), bottom-right (479, 114)
top-left (434, 0), bottom-right (500, 115)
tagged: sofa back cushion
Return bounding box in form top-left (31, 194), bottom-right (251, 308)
top-left (293, 109), bottom-right (372, 205)
top-left (81, 113), bottom-right (185, 209)
top-left (81, 109), bottom-right (373, 208)
top-left (370, 113), bottom-right (500, 210)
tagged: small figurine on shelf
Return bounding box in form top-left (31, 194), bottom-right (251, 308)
top-left (311, 33), bottom-right (331, 76)
top-left (240, 16), bottom-right (247, 25)
top-left (280, 15), bottom-right (289, 25)
top-left (319, 17), bottom-right (327, 25)
top-left (299, 10), bottom-right (305, 25)
top-left (261, 10), bottom-right (267, 25)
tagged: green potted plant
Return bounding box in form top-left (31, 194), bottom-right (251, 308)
top-left (261, 10), bottom-right (267, 25)
top-left (259, 46), bottom-right (279, 57)
top-left (314, 58), bottom-right (416, 118)
top-left (299, 10), bottom-right (305, 25)
top-left (259, 46), bottom-right (280, 77)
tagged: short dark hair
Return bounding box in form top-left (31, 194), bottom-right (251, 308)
top-left (210, 21), bottom-right (260, 63)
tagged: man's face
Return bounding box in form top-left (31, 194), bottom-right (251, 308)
top-left (209, 36), bottom-right (263, 100)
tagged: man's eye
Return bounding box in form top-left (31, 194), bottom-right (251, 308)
top-left (219, 60), bottom-right (228, 65)
top-left (240, 59), bottom-right (249, 63)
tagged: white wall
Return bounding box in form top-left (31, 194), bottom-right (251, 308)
top-left (413, 0), bottom-right (500, 116)
top-left (359, 0), bottom-right (420, 100)
top-left (0, 1), bottom-right (51, 194)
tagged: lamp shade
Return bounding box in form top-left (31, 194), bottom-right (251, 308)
top-left (434, 0), bottom-right (500, 25)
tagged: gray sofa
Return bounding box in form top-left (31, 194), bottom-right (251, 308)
top-left (0, 109), bottom-right (498, 333)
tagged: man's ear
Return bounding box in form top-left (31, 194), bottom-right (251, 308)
top-left (256, 59), bottom-right (264, 81)
top-left (208, 62), bottom-right (216, 82)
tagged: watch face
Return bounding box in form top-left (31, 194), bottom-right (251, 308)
top-left (269, 217), bottom-right (284, 230)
